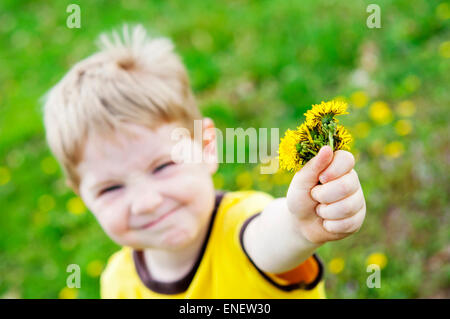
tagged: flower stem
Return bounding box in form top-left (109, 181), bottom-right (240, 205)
top-left (328, 130), bottom-right (334, 151)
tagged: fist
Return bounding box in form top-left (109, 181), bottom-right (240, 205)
top-left (286, 146), bottom-right (366, 244)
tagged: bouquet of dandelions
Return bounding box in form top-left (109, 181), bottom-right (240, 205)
top-left (279, 100), bottom-right (353, 172)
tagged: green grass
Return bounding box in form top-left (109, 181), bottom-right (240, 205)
top-left (0, 0), bottom-right (449, 298)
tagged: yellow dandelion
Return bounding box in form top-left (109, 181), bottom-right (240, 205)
top-left (304, 100), bottom-right (348, 129)
top-left (350, 91), bottom-right (368, 108)
top-left (384, 141), bottom-right (405, 159)
top-left (87, 260), bottom-right (104, 278)
top-left (279, 99), bottom-right (352, 172)
top-left (366, 252), bottom-right (388, 269)
top-left (58, 287), bottom-right (78, 299)
top-left (369, 101), bottom-right (393, 125)
top-left (328, 257), bottom-right (345, 274)
top-left (334, 125), bottom-right (352, 151)
top-left (67, 197), bottom-right (86, 215)
top-left (396, 100), bottom-right (416, 117)
top-left (394, 120), bottom-right (413, 136)
top-left (0, 166), bottom-right (11, 186)
top-left (278, 129), bottom-right (303, 172)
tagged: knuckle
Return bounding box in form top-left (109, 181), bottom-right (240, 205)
top-left (340, 178), bottom-right (352, 195)
top-left (340, 200), bottom-right (354, 217)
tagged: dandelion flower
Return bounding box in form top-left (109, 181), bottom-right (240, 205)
top-left (278, 129), bottom-right (303, 172)
top-left (304, 100), bottom-right (348, 129)
top-left (334, 125), bottom-right (353, 151)
top-left (279, 100), bottom-right (353, 172)
top-left (328, 257), bottom-right (345, 274)
top-left (366, 252), bottom-right (388, 269)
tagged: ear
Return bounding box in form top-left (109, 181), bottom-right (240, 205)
top-left (202, 117), bottom-right (218, 174)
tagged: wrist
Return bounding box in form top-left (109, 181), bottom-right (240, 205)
top-left (281, 198), bottom-right (323, 251)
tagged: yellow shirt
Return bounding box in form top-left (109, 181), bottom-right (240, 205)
top-left (100, 190), bottom-right (326, 299)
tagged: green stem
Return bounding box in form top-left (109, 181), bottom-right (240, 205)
top-left (328, 130), bottom-right (334, 151)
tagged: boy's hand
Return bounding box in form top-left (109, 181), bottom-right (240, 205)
top-left (286, 146), bottom-right (366, 244)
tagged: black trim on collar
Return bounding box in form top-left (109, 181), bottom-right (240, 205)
top-left (239, 212), bottom-right (324, 292)
top-left (132, 191), bottom-right (226, 295)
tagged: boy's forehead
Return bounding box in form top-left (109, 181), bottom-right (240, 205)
top-left (79, 123), bottom-right (180, 180)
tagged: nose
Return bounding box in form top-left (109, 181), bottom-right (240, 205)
top-left (129, 179), bottom-right (163, 216)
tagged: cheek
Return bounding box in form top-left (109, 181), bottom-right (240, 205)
top-left (93, 202), bottom-right (129, 238)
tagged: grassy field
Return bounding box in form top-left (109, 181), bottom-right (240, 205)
top-left (0, 0), bottom-right (449, 298)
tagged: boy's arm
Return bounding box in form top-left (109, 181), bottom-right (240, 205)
top-left (243, 147), bottom-right (366, 275)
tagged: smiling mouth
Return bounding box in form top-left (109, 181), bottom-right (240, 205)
top-left (140, 207), bottom-right (179, 229)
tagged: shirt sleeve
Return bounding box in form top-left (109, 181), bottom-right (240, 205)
top-left (239, 211), bottom-right (324, 292)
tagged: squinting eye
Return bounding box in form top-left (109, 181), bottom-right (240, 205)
top-left (99, 185), bottom-right (123, 196)
top-left (153, 161), bottom-right (175, 174)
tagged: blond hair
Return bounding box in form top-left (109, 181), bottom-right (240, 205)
top-left (43, 24), bottom-right (201, 191)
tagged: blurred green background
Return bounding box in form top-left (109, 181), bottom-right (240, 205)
top-left (0, 0), bottom-right (449, 299)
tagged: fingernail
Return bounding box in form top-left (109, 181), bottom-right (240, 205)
top-left (319, 175), bottom-right (326, 184)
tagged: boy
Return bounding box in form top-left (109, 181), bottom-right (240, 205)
top-left (43, 25), bottom-right (366, 298)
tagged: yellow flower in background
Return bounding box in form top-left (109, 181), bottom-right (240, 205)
top-left (396, 100), bottom-right (416, 117)
top-left (353, 122), bottom-right (371, 139)
top-left (40, 156), bottom-right (59, 175)
top-left (350, 91), bottom-right (368, 108)
top-left (38, 194), bottom-right (56, 212)
top-left (304, 100), bottom-right (348, 128)
top-left (87, 260), bottom-right (104, 278)
top-left (67, 197), bottom-right (86, 215)
top-left (0, 166), bottom-right (11, 186)
top-left (436, 3), bottom-right (450, 20)
top-left (366, 252), bottom-right (388, 269)
top-left (384, 141), bottom-right (405, 158)
top-left (395, 120), bottom-right (413, 136)
top-left (439, 41), bottom-right (450, 59)
top-left (236, 171), bottom-right (253, 189)
top-left (328, 258), bottom-right (345, 274)
top-left (369, 101), bottom-right (393, 125)
top-left (58, 287), bottom-right (78, 299)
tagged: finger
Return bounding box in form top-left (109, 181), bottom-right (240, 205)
top-left (319, 150), bottom-right (355, 184)
top-left (287, 146), bottom-right (333, 215)
top-left (316, 188), bottom-right (365, 220)
top-left (290, 146), bottom-right (334, 191)
top-left (311, 169), bottom-right (360, 204)
top-left (322, 205), bottom-right (366, 234)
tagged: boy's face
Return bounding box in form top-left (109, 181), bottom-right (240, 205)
top-left (77, 121), bottom-right (218, 250)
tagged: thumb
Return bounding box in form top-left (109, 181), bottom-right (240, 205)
top-left (292, 146), bottom-right (334, 190)
top-left (287, 146), bottom-right (333, 218)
